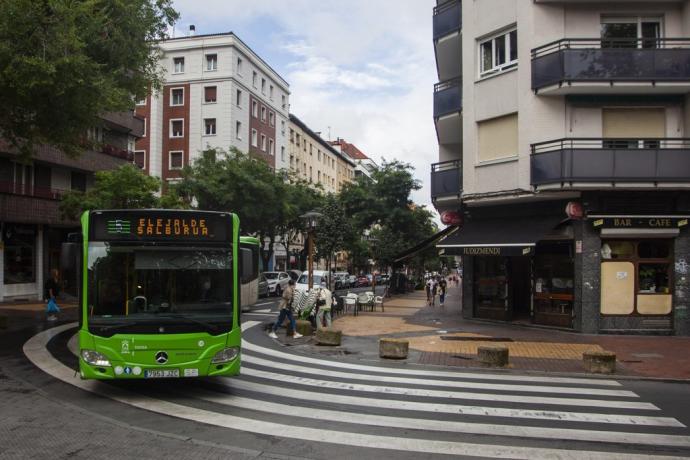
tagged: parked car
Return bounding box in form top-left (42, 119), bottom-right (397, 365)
top-left (380, 274), bottom-right (390, 284)
top-left (295, 270), bottom-right (331, 292)
top-left (348, 275), bottom-right (356, 287)
top-left (263, 271), bottom-right (291, 297)
top-left (334, 272), bottom-right (350, 290)
top-left (258, 274), bottom-right (269, 298)
top-left (288, 269), bottom-right (302, 282)
top-left (355, 276), bottom-right (370, 287)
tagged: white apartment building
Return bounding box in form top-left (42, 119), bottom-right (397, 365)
top-left (135, 30), bottom-right (290, 182)
top-left (430, 0), bottom-right (690, 335)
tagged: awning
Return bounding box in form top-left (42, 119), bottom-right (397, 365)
top-left (393, 225), bottom-right (459, 263)
top-left (437, 215), bottom-right (565, 256)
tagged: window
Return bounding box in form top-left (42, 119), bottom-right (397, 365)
top-left (252, 100), bottom-right (258, 118)
top-left (269, 138), bottom-right (274, 155)
top-left (317, 150), bottom-right (321, 161)
top-left (136, 97), bottom-right (146, 106)
top-left (260, 106), bottom-right (266, 122)
top-left (142, 118), bottom-right (147, 138)
top-left (71, 171), bottom-right (86, 191)
top-left (290, 129), bottom-right (294, 143)
top-left (269, 111), bottom-right (275, 127)
top-left (479, 28), bottom-right (517, 76)
top-left (318, 171), bottom-right (321, 182)
top-left (281, 120), bottom-right (286, 135)
top-left (282, 95), bottom-right (286, 110)
top-left (261, 78), bottom-right (266, 94)
top-left (170, 119), bottom-right (184, 138)
top-left (252, 71), bottom-right (258, 87)
top-left (269, 85), bottom-right (274, 99)
top-left (477, 113), bottom-right (518, 162)
top-left (173, 57), bottom-right (185, 73)
top-left (236, 121), bottom-right (242, 140)
top-left (281, 146), bottom-right (285, 161)
top-left (171, 88), bottom-right (184, 106)
top-left (251, 129), bottom-right (258, 147)
top-left (169, 151), bottom-right (184, 170)
top-left (602, 108), bottom-right (665, 149)
top-left (237, 57), bottom-right (243, 74)
top-left (204, 118), bottom-right (216, 136)
top-left (206, 54), bottom-right (217, 71)
top-left (260, 134), bottom-right (267, 151)
top-left (204, 86), bottom-right (217, 103)
top-left (3, 224), bottom-right (36, 284)
top-left (134, 150), bottom-right (146, 169)
top-left (236, 89), bottom-right (242, 107)
top-left (601, 17), bottom-right (662, 48)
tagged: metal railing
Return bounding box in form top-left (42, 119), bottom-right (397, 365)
top-left (433, 77), bottom-right (462, 118)
top-left (0, 180), bottom-right (68, 200)
top-left (433, 0), bottom-right (461, 40)
top-left (531, 38), bottom-right (690, 90)
top-left (431, 160), bottom-right (462, 199)
top-left (530, 138), bottom-right (690, 185)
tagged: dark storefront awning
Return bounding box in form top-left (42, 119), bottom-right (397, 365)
top-left (393, 225), bottom-right (459, 263)
top-left (437, 215), bottom-right (565, 256)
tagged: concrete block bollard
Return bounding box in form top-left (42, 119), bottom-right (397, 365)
top-left (478, 345), bottom-right (509, 367)
top-left (583, 350), bottom-right (616, 374)
top-left (315, 328), bottom-right (342, 346)
top-left (295, 320), bottom-right (313, 336)
top-left (379, 338), bottom-right (409, 359)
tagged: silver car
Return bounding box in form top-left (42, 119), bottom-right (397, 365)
top-left (263, 271), bottom-right (291, 297)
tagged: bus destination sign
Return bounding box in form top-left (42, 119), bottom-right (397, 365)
top-left (91, 211), bottom-right (231, 242)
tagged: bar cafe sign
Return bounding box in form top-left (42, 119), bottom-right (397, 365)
top-left (592, 217), bottom-right (688, 229)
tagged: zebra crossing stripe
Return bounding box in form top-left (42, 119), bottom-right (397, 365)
top-left (23, 326), bottom-right (687, 460)
top-left (242, 353), bottom-right (637, 398)
top-left (225, 378), bottom-right (683, 427)
top-left (191, 388), bottom-right (690, 448)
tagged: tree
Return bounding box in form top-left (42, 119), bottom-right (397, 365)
top-left (315, 195), bottom-right (349, 287)
top-left (0, 0), bottom-right (178, 157)
top-left (60, 164), bottom-right (162, 220)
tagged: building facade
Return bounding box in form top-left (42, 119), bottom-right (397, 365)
top-left (431, 0), bottom-right (690, 335)
top-left (329, 138), bottom-right (378, 181)
top-left (135, 31), bottom-right (290, 181)
top-left (0, 112), bottom-right (143, 301)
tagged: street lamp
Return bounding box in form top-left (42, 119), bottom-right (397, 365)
top-left (300, 211), bottom-right (323, 289)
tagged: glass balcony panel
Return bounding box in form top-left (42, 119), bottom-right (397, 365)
top-left (431, 161), bottom-right (462, 199)
top-left (433, 78), bottom-right (462, 118)
top-left (433, 0), bottom-right (461, 40)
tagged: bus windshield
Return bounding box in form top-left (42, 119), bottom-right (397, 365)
top-left (87, 243), bottom-right (233, 320)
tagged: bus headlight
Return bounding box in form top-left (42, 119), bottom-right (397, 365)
top-left (211, 347), bottom-right (240, 364)
top-left (81, 350), bottom-right (112, 367)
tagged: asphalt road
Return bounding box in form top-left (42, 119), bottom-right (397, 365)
top-left (2, 298), bottom-right (690, 460)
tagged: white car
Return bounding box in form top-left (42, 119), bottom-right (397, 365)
top-left (295, 270), bottom-right (330, 292)
top-left (263, 271), bottom-right (290, 297)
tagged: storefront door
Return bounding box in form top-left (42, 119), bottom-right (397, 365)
top-left (509, 257), bottom-right (532, 321)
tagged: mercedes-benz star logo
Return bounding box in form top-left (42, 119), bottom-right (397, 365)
top-left (155, 351), bottom-right (168, 364)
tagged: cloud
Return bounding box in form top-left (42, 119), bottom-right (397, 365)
top-left (172, 0), bottom-right (440, 219)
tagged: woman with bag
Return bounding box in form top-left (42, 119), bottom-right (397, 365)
top-left (45, 269), bottom-right (61, 321)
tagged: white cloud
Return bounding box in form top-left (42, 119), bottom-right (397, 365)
top-left (172, 0), bottom-right (440, 219)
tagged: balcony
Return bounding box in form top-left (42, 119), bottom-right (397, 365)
top-left (531, 138), bottom-right (690, 188)
top-left (532, 38), bottom-right (690, 95)
top-left (431, 160), bottom-right (462, 204)
top-left (433, 0), bottom-right (462, 81)
top-left (0, 180), bottom-right (67, 200)
top-left (434, 78), bottom-right (462, 118)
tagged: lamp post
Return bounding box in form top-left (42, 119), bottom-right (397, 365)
top-left (300, 211), bottom-right (322, 289)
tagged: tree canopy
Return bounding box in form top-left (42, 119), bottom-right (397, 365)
top-left (0, 0), bottom-right (178, 157)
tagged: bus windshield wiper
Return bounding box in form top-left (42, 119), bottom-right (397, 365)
top-left (156, 314), bottom-right (222, 333)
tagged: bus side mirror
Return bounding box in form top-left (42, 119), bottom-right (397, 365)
top-left (61, 242), bottom-right (79, 272)
top-left (240, 248), bottom-right (254, 283)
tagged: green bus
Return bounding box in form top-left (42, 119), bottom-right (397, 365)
top-left (63, 209), bottom-right (252, 380)
top-left (239, 236), bottom-right (260, 311)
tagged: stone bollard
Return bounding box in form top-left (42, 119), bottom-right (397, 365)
top-left (295, 319), bottom-right (313, 336)
top-left (379, 338), bottom-right (409, 359)
top-left (315, 328), bottom-right (342, 346)
top-left (583, 350), bottom-right (616, 374)
top-left (478, 345), bottom-right (509, 367)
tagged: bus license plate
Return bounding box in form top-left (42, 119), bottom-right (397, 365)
top-left (144, 369), bottom-right (179, 378)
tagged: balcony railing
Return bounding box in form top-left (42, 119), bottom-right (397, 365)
top-left (433, 0), bottom-right (461, 40)
top-left (100, 144), bottom-right (135, 161)
top-left (531, 38), bottom-right (690, 91)
top-left (431, 160), bottom-right (462, 199)
top-left (0, 180), bottom-right (68, 200)
top-left (531, 138), bottom-right (690, 186)
top-left (434, 77), bottom-right (462, 118)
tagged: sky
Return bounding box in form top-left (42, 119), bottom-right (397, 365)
top-left (172, 0), bottom-right (439, 219)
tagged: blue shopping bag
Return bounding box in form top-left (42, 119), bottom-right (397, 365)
top-left (46, 298), bottom-right (61, 314)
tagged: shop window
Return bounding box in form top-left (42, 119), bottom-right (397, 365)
top-left (601, 241), bottom-right (634, 259)
top-left (474, 257), bottom-right (508, 315)
top-left (638, 264), bottom-right (670, 294)
top-left (3, 225), bottom-right (36, 284)
top-left (638, 240), bottom-right (670, 259)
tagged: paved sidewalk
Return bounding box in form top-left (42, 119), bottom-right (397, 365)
top-left (331, 285), bottom-right (690, 380)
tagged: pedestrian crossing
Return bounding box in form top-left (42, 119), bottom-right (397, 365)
top-left (25, 322), bottom-right (690, 459)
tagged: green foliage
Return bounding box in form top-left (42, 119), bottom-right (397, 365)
top-left (315, 195), bottom-right (349, 280)
top-left (0, 0), bottom-right (178, 157)
top-left (59, 164), bottom-right (162, 220)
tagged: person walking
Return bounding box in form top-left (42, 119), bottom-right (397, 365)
top-left (439, 277), bottom-right (447, 307)
top-left (315, 287), bottom-right (333, 329)
top-left (45, 269), bottom-right (61, 321)
top-left (430, 277), bottom-right (438, 307)
top-left (425, 278), bottom-right (433, 306)
top-left (269, 279), bottom-right (302, 339)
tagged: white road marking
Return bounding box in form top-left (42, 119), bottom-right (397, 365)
top-left (251, 309), bottom-right (272, 313)
top-left (242, 354), bottom-right (637, 398)
top-left (239, 366), bottom-right (657, 410)
top-left (226, 378), bottom-right (682, 427)
top-left (191, 388), bottom-right (690, 448)
top-left (239, 323), bottom-right (622, 387)
top-left (253, 302), bottom-right (273, 307)
top-left (22, 325), bottom-right (686, 460)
